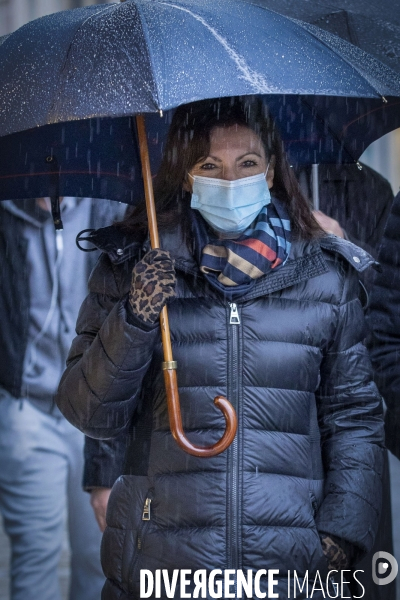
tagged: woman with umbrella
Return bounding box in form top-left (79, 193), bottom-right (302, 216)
top-left (56, 96), bottom-right (384, 599)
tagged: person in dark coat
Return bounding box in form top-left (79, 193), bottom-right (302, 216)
top-left (297, 162), bottom-right (394, 259)
top-left (56, 97), bottom-right (385, 600)
top-left (297, 165), bottom-right (396, 600)
top-left (84, 156), bottom-right (396, 580)
top-left (368, 190), bottom-right (400, 457)
top-left (364, 190), bottom-right (400, 599)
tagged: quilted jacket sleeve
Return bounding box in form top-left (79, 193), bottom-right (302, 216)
top-left (83, 434), bottom-right (127, 490)
top-left (314, 258), bottom-right (385, 556)
top-left (56, 253), bottom-right (159, 439)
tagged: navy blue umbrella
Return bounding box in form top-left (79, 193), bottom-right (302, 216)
top-left (1, 0), bottom-right (400, 456)
top-left (1, 95), bottom-right (399, 205)
top-left (248, 0), bottom-right (400, 75)
top-left (0, 0), bottom-right (399, 205)
top-left (0, 0), bottom-right (399, 134)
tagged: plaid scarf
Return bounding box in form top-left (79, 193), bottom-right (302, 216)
top-left (191, 198), bottom-right (291, 299)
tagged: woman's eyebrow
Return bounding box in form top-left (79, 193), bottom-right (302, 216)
top-left (204, 155), bottom-right (222, 162)
top-left (236, 151), bottom-right (263, 160)
top-left (203, 151), bottom-right (263, 162)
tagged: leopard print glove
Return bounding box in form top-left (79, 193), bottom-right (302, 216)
top-left (129, 249), bottom-right (176, 325)
top-left (320, 535), bottom-right (349, 571)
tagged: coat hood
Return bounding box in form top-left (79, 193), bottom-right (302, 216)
top-left (1, 197), bottom-right (85, 229)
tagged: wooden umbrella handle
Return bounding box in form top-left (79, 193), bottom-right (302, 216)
top-left (136, 114), bottom-right (237, 457)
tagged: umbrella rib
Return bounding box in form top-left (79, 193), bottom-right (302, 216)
top-left (49, 4), bottom-right (117, 120)
top-left (133, 1), bottom-right (162, 110)
top-left (159, 2), bottom-right (278, 94)
top-left (59, 4), bottom-right (116, 74)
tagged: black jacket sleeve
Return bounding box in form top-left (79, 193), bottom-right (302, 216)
top-left (83, 434), bottom-right (127, 490)
top-left (56, 253), bottom-right (160, 438)
top-left (315, 256), bottom-right (385, 555)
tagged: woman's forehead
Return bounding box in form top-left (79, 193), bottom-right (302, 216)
top-left (209, 124), bottom-right (265, 154)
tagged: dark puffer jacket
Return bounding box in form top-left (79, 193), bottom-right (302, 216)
top-left (56, 226), bottom-right (384, 600)
top-left (368, 191), bottom-right (400, 459)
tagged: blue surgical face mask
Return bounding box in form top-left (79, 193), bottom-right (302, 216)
top-left (190, 170), bottom-right (271, 235)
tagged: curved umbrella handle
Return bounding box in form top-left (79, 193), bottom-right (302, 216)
top-left (136, 114), bottom-right (238, 457)
top-left (161, 308), bottom-right (238, 457)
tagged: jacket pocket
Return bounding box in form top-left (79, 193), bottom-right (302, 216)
top-left (128, 489), bottom-right (154, 594)
top-left (101, 475), bottom-right (153, 594)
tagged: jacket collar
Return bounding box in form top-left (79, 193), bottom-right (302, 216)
top-left (85, 226), bottom-right (378, 299)
top-left (83, 223), bottom-right (199, 273)
top-left (319, 234), bottom-right (380, 273)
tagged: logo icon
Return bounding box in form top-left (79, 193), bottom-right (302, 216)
top-left (372, 552), bottom-right (398, 585)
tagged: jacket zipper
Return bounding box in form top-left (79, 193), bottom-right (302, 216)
top-left (227, 303), bottom-right (241, 578)
top-left (142, 497), bottom-right (152, 522)
top-left (128, 494), bottom-right (153, 593)
top-left (229, 302), bottom-right (240, 325)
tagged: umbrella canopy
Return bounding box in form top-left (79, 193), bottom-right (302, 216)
top-left (0, 0), bottom-right (400, 138)
top-left (0, 0), bottom-right (400, 204)
top-left (1, 94), bottom-right (400, 205)
top-left (249, 0), bottom-right (400, 75)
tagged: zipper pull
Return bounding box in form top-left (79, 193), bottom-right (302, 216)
top-left (142, 498), bottom-right (151, 521)
top-left (229, 302), bottom-right (240, 325)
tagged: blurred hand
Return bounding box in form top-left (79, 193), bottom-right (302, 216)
top-left (90, 487), bottom-right (112, 532)
top-left (313, 210), bottom-right (345, 238)
top-left (129, 249), bottom-right (176, 325)
top-left (320, 535), bottom-right (349, 570)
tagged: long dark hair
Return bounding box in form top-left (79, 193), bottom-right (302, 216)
top-left (121, 96), bottom-right (321, 239)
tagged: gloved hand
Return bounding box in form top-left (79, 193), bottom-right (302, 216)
top-left (320, 535), bottom-right (349, 570)
top-left (129, 249), bottom-right (176, 325)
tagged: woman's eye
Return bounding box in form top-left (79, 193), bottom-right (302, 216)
top-left (200, 163), bottom-right (217, 170)
top-left (241, 160), bottom-right (257, 168)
